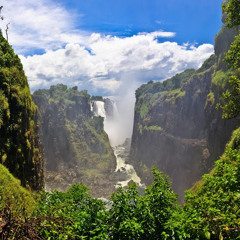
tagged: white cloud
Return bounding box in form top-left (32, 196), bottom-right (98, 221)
top-left (0, 0), bottom-right (84, 53)
top-left (20, 33), bottom-right (214, 93)
top-left (1, 0), bottom-right (214, 95)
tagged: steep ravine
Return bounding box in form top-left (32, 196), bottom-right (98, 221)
top-left (130, 26), bottom-right (240, 202)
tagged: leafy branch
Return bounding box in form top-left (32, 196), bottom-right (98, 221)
top-left (219, 0), bottom-right (240, 119)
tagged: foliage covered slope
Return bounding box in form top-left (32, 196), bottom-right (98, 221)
top-left (180, 127), bottom-right (240, 239)
top-left (0, 163), bottom-right (39, 238)
top-left (0, 163), bottom-right (35, 213)
top-left (2, 127), bottom-right (239, 239)
top-left (0, 31), bottom-right (44, 190)
top-left (32, 84), bottom-right (116, 197)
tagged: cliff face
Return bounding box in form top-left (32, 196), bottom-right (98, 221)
top-left (32, 84), bottom-right (116, 197)
top-left (130, 26), bottom-right (240, 201)
top-left (0, 32), bottom-right (44, 191)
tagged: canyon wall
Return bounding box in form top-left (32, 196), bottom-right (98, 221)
top-left (33, 85), bottom-right (116, 197)
top-left (130, 26), bottom-right (240, 201)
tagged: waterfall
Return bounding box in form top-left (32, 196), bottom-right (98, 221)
top-left (92, 101), bottom-right (107, 119)
top-left (92, 99), bottom-right (120, 146)
top-left (91, 98), bottom-right (143, 188)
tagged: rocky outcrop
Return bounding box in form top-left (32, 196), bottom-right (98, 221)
top-left (33, 85), bottom-right (116, 197)
top-left (130, 26), bottom-right (240, 202)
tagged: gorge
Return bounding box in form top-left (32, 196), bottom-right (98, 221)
top-left (91, 100), bottom-right (143, 188)
top-left (30, 23), bottom-right (240, 203)
top-left (0, 1), bottom-right (240, 238)
top-left (32, 87), bottom-right (143, 198)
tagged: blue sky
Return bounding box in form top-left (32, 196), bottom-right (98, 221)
top-left (60, 0), bottom-right (222, 45)
top-left (0, 0), bottom-right (222, 96)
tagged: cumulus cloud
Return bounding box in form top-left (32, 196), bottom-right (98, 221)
top-left (1, 0), bottom-right (214, 143)
top-left (20, 33), bottom-right (214, 93)
top-left (0, 0), bottom-right (86, 53)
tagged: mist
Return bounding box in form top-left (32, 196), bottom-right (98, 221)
top-left (104, 75), bottom-right (140, 147)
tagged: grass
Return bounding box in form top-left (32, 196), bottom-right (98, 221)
top-left (212, 69), bottom-right (233, 90)
top-left (165, 88), bottom-right (186, 104)
top-left (205, 91), bottom-right (215, 108)
top-left (0, 164), bottom-right (36, 216)
top-left (145, 125), bottom-right (163, 131)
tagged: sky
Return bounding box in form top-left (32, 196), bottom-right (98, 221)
top-left (0, 0), bottom-right (223, 144)
top-left (0, 0), bottom-right (222, 95)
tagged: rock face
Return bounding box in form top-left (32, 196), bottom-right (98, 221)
top-left (0, 32), bottom-right (44, 191)
top-left (32, 84), bottom-right (116, 198)
top-left (130, 26), bottom-right (240, 202)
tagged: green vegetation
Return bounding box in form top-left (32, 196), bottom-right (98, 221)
top-left (0, 31), bottom-right (44, 190)
top-left (212, 69), bottom-right (232, 90)
top-left (196, 55), bottom-right (216, 73)
top-left (205, 91), bottom-right (215, 108)
top-left (0, 164), bottom-right (40, 239)
top-left (136, 68), bottom-right (196, 98)
top-left (164, 88), bottom-right (186, 104)
top-left (0, 164), bottom-right (36, 215)
top-left (91, 95), bottom-right (104, 101)
top-left (145, 125), bottom-right (163, 131)
top-left (1, 125), bottom-right (240, 239)
top-left (219, 0), bottom-right (240, 119)
top-left (222, 0), bottom-right (240, 28)
top-left (33, 84), bottom-right (115, 192)
top-left (0, 167), bottom-right (179, 239)
top-left (33, 184), bottom-right (108, 239)
top-left (134, 69), bottom-right (193, 134)
top-left (139, 99), bottom-right (151, 119)
top-left (180, 128), bottom-right (240, 239)
top-left (1, 2), bottom-right (240, 239)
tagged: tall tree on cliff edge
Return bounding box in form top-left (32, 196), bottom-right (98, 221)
top-left (0, 11), bottom-right (44, 190)
top-left (221, 0), bottom-right (240, 118)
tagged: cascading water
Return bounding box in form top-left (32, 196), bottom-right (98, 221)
top-left (91, 99), bottom-right (143, 188)
top-left (113, 142), bottom-right (142, 187)
top-left (92, 101), bottom-right (107, 119)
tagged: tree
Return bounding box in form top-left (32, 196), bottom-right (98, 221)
top-left (107, 168), bottom-right (179, 239)
top-left (220, 0), bottom-right (240, 118)
top-left (143, 168), bottom-right (179, 239)
top-left (222, 0), bottom-right (240, 28)
top-left (107, 183), bottom-right (144, 239)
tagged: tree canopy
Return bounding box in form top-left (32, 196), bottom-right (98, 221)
top-left (222, 0), bottom-right (240, 28)
top-left (220, 0), bottom-right (240, 118)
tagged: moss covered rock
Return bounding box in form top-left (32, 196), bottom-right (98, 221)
top-left (32, 84), bottom-right (116, 197)
top-left (0, 32), bottom-right (44, 191)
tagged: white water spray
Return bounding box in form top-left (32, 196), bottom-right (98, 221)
top-left (91, 99), bottom-right (143, 187)
top-left (92, 101), bottom-right (107, 119)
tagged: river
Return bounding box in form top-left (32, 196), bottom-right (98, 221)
top-left (92, 99), bottom-right (143, 188)
top-left (113, 144), bottom-right (142, 188)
